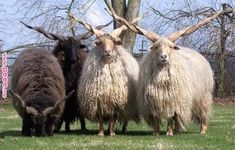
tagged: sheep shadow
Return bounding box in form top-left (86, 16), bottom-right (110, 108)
top-left (55, 129), bottom-right (169, 136)
top-left (0, 130), bottom-right (22, 138)
top-left (0, 129), bottom-right (196, 138)
top-left (122, 130), bottom-right (196, 136)
top-left (55, 129), bottom-right (98, 135)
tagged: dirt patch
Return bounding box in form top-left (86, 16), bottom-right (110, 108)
top-left (213, 96), bottom-right (235, 105)
top-left (0, 97), bottom-right (12, 104)
top-left (0, 108), bottom-right (6, 112)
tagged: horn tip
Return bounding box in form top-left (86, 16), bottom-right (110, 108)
top-left (9, 89), bottom-right (14, 96)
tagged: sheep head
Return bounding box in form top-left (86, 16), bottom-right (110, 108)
top-left (20, 21), bottom-right (112, 67)
top-left (68, 12), bottom-right (143, 64)
top-left (10, 89), bottom-right (75, 136)
top-left (94, 34), bottom-right (122, 63)
top-left (149, 38), bottom-right (180, 65)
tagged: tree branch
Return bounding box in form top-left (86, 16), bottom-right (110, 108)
top-left (1, 42), bottom-right (53, 53)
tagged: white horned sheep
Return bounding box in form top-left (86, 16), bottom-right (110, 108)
top-left (68, 13), bottom-right (142, 136)
top-left (106, 7), bottom-right (227, 136)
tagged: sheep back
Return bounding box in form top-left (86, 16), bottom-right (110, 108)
top-left (11, 48), bottom-right (65, 116)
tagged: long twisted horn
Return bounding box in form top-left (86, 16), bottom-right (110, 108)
top-left (20, 21), bottom-right (67, 41)
top-left (105, 5), bottom-right (160, 42)
top-left (167, 8), bottom-right (235, 42)
top-left (75, 20), bottom-right (113, 40)
top-left (42, 90), bottom-right (75, 116)
top-left (10, 90), bottom-right (38, 116)
top-left (67, 12), bottom-right (105, 38)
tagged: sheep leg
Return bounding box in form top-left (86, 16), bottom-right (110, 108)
top-left (109, 116), bottom-right (116, 136)
top-left (152, 119), bottom-right (160, 136)
top-left (122, 120), bottom-right (128, 133)
top-left (98, 115), bottom-right (104, 136)
top-left (79, 116), bottom-right (87, 132)
top-left (65, 122), bottom-right (71, 132)
top-left (53, 118), bottom-right (63, 133)
top-left (46, 124), bottom-right (53, 136)
top-left (167, 118), bottom-right (174, 136)
top-left (174, 119), bottom-right (180, 134)
top-left (22, 119), bottom-right (31, 136)
top-left (200, 116), bottom-right (207, 134)
top-left (173, 114), bottom-right (180, 134)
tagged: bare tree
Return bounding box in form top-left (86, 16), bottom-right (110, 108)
top-left (104, 0), bottom-right (141, 53)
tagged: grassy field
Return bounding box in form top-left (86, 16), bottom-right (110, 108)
top-left (0, 104), bottom-right (234, 150)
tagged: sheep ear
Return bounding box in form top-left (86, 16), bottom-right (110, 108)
top-left (95, 39), bottom-right (102, 45)
top-left (150, 46), bottom-right (154, 50)
top-left (173, 46), bottom-right (180, 50)
top-left (80, 44), bottom-right (86, 49)
top-left (116, 40), bottom-right (123, 45)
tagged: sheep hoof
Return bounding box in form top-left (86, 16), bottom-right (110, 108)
top-left (173, 129), bottom-right (179, 134)
top-left (109, 132), bottom-right (116, 136)
top-left (65, 129), bottom-right (71, 133)
top-left (200, 125), bottom-right (207, 134)
top-left (200, 131), bottom-right (206, 134)
top-left (53, 129), bottom-right (59, 133)
top-left (153, 132), bottom-right (160, 136)
top-left (166, 131), bottom-right (174, 136)
top-left (81, 128), bottom-right (88, 134)
top-left (98, 132), bottom-right (104, 136)
top-left (122, 127), bottom-right (127, 133)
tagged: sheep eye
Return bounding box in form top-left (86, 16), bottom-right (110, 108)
top-left (173, 46), bottom-right (180, 50)
top-left (95, 40), bottom-right (102, 45)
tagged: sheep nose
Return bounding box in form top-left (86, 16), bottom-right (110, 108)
top-left (71, 56), bottom-right (76, 62)
top-left (160, 54), bottom-right (167, 59)
top-left (104, 50), bottom-right (111, 57)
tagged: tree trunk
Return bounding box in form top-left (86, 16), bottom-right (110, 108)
top-left (111, 0), bottom-right (141, 53)
top-left (112, 0), bottom-right (126, 29)
top-left (218, 4), bottom-right (227, 97)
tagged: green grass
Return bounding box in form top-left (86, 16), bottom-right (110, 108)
top-left (0, 104), bottom-right (234, 150)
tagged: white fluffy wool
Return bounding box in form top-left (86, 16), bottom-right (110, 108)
top-left (138, 47), bottom-right (214, 127)
top-left (77, 45), bottom-right (139, 122)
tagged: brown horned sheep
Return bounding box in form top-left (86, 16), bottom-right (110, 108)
top-left (10, 48), bottom-right (73, 136)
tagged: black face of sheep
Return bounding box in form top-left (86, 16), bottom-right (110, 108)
top-left (20, 21), bottom-right (88, 71)
top-left (53, 37), bottom-right (86, 73)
